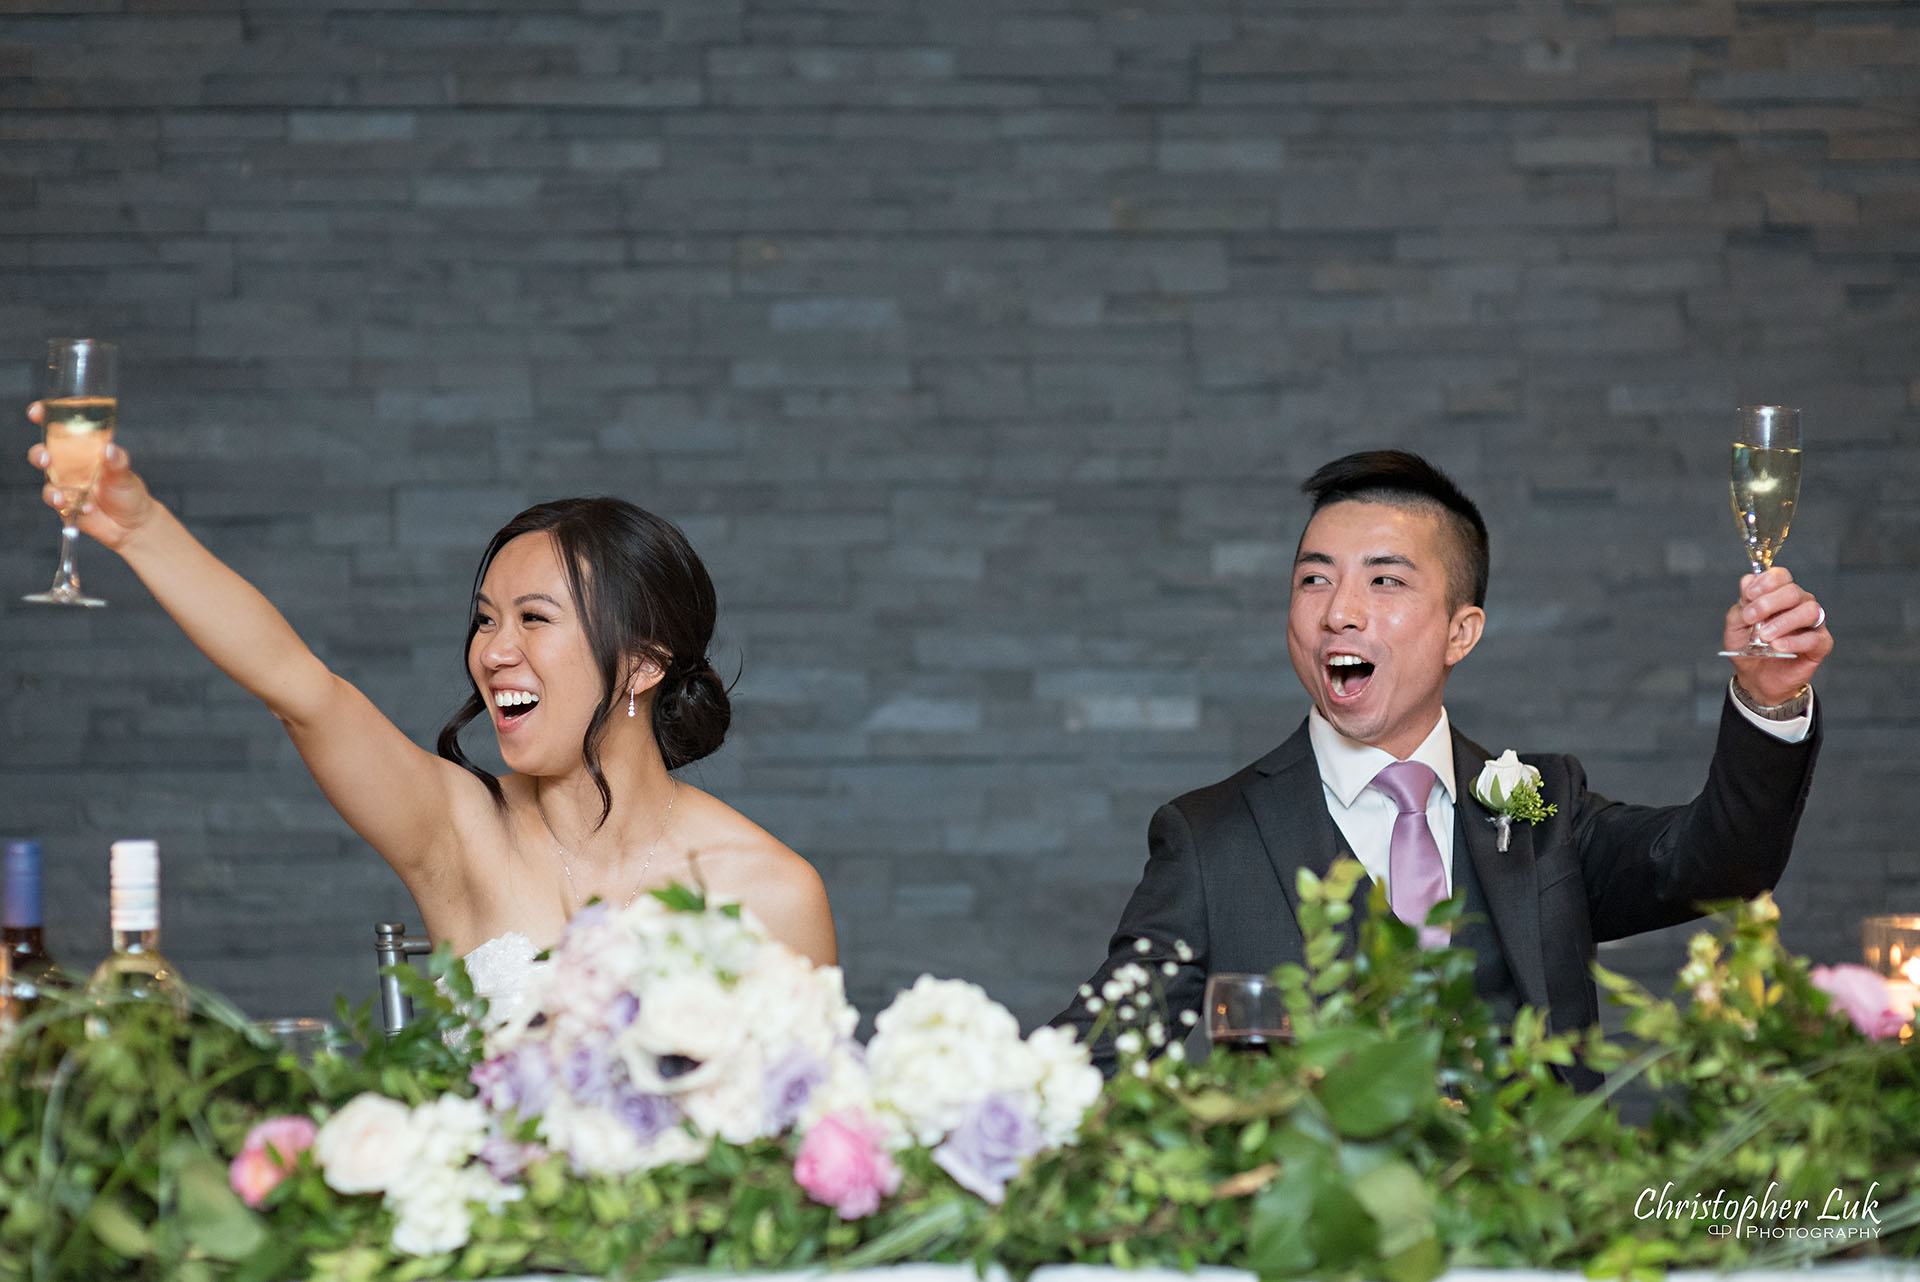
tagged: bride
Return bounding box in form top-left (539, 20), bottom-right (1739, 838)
top-left (26, 409), bottom-right (836, 1020)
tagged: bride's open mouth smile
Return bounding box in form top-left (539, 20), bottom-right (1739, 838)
top-left (493, 688), bottom-right (541, 730)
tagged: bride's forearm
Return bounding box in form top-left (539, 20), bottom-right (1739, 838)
top-left (115, 500), bottom-right (338, 727)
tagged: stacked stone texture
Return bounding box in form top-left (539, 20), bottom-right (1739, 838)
top-left (1, 1), bottom-right (1915, 1028)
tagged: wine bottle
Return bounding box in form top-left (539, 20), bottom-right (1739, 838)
top-left (86, 839), bottom-right (189, 1023)
top-left (2, 839), bottom-right (62, 1024)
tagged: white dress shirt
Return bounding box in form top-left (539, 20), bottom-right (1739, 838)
top-left (1308, 680), bottom-right (1812, 902)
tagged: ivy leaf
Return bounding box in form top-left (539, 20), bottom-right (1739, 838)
top-left (167, 1138), bottom-right (269, 1261)
top-left (1245, 1162), bottom-right (1316, 1277)
top-left (652, 884), bottom-right (707, 913)
top-left (83, 1193), bottom-right (153, 1258)
top-left (1316, 1032), bottom-right (1439, 1139)
top-left (1351, 1158), bottom-right (1437, 1267)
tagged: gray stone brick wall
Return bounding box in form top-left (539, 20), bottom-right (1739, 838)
top-left (2, 0), bottom-right (1916, 1031)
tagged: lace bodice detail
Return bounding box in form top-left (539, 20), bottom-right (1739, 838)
top-left (461, 931), bottom-right (544, 1029)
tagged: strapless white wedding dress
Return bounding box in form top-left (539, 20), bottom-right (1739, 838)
top-left (460, 932), bottom-right (545, 1030)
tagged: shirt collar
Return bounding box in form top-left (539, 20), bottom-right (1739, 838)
top-left (1308, 707), bottom-right (1457, 809)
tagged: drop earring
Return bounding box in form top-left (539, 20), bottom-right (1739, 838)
top-left (628, 690), bottom-right (637, 718)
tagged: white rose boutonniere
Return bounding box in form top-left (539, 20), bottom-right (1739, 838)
top-left (1470, 750), bottom-right (1558, 852)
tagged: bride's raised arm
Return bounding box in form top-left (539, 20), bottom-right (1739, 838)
top-left (27, 402), bottom-right (837, 966)
top-left (26, 412), bottom-right (479, 885)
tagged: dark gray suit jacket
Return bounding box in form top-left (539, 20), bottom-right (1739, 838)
top-left (1056, 694), bottom-right (1820, 1070)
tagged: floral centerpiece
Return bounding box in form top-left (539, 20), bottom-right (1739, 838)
top-left (1, 872), bottom-right (1915, 1281)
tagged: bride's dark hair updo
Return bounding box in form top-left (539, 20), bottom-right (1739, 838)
top-left (436, 497), bottom-right (732, 826)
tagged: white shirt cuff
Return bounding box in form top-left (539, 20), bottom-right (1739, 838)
top-left (1730, 679), bottom-right (1813, 744)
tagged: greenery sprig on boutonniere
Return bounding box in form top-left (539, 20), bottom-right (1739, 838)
top-left (1471, 750), bottom-right (1557, 850)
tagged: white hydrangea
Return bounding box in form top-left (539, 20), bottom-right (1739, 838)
top-left (865, 976), bottom-right (1101, 1154)
top-left (867, 975), bottom-right (1032, 1146)
top-left (1024, 1023), bottom-right (1103, 1148)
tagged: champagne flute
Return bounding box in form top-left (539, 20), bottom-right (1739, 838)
top-left (1203, 971), bottom-right (1292, 1053)
top-left (25, 338), bottom-right (116, 608)
top-left (1717, 404), bottom-right (1801, 659)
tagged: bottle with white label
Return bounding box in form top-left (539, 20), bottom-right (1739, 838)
top-left (85, 839), bottom-right (189, 1022)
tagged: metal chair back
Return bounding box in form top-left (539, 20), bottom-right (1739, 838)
top-left (374, 921), bottom-right (432, 1035)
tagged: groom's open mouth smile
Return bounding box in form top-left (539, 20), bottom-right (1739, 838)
top-left (1326, 653), bottom-right (1376, 700)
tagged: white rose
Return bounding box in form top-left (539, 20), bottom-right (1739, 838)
top-left (315, 1093), bottom-right (421, 1194)
top-left (1471, 749), bottom-right (1541, 811)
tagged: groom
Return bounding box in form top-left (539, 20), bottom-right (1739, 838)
top-left (1056, 450), bottom-right (1830, 1072)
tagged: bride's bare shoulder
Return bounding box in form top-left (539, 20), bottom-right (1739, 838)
top-left (672, 787), bottom-right (836, 966)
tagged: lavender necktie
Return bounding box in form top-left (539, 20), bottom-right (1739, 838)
top-left (1370, 760), bottom-right (1450, 948)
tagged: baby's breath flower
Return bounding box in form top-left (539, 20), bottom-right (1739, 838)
top-left (1117, 1005), bottom-right (1135, 1022)
top-left (1179, 1009), bottom-right (1198, 1027)
top-left (1078, 984), bottom-right (1093, 998)
top-left (1115, 1030), bottom-right (1143, 1056)
top-left (1101, 980), bottom-right (1123, 1002)
top-left (1133, 938), bottom-right (1152, 954)
top-left (1147, 1021), bottom-right (1165, 1047)
top-left (1084, 996), bottom-right (1104, 1014)
top-left (1130, 1061), bottom-right (1150, 1078)
top-left (1174, 941), bottom-right (1194, 962)
top-left (1161, 961), bottom-right (1178, 978)
top-left (1166, 1042), bottom-right (1186, 1063)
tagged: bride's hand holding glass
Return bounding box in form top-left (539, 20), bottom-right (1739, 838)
top-left (26, 399), bottom-right (156, 552)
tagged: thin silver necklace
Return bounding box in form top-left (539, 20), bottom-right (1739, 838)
top-left (535, 778), bottom-right (677, 912)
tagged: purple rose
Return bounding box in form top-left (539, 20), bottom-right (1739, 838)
top-left (562, 1043), bottom-right (613, 1106)
top-left (472, 1047), bottom-right (552, 1117)
top-left (762, 1046), bottom-right (827, 1132)
top-left (479, 1134), bottom-right (546, 1181)
top-left (470, 1056), bottom-right (512, 1110)
top-left (932, 1094), bottom-right (1042, 1205)
top-left (497, 1046), bottom-right (553, 1119)
top-left (606, 991), bottom-right (640, 1030)
top-left (613, 1087), bottom-right (679, 1143)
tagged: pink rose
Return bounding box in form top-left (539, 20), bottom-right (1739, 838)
top-left (229, 1115), bottom-right (318, 1207)
top-left (793, 1109), bottom-right (900, 1219)
top-left (1810, 965), bottom-right (1911, 1041)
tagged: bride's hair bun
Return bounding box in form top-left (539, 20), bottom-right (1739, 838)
top-left (652, 658), bottom-right (730, 770)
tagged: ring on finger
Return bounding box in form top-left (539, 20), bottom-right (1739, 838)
top-left (1814, 605), bottom-right (1827, 630)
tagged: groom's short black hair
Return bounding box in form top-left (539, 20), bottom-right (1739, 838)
top-left (1300, 450), bottom-right (1490, 611)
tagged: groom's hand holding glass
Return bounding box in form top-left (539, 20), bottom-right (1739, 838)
top-left (1722, 566), bottom-right (1833, 716)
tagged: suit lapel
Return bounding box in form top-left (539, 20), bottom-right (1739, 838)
top-left (1242, 720), bottom-right (1363, 949)
top-left (1453, 730), bottom-right (1550, 1012)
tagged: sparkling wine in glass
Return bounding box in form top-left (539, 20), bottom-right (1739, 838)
top-left (1717, 405), bottom-right (1801, 659)
top-left (1204, 971), bottom-right (1292, 1054)
top-left (25, 338), bottom-right (116, 608)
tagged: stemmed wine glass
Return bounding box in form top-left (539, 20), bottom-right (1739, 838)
top-left (24, 338), bottom-right (116, 608)
top-left (1717, 405), bottom-right (1802, 659)
top-left (1203, 971), bottom-right (1292, 1053)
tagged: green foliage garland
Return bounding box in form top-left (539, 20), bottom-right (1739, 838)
top-left (0, 866), bottom-right (1914, 1281)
